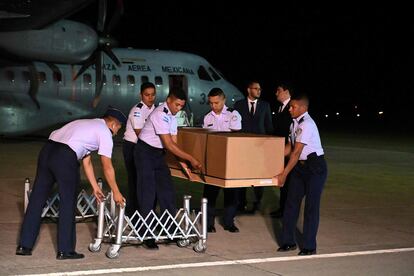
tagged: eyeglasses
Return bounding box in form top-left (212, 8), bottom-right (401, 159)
top-left (249, 87), bottom-right (261, 91)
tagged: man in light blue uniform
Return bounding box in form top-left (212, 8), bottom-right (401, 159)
top-left (134, 88), bottom-right (202, 250)
top-left (202, 88), bottom-right (242, 233)
top-left (123, 82), bottom-right (156, 216)
top-left (276, 94), bottom-right (327, 256)
top-left (16, 107), bottom-right (127, 260)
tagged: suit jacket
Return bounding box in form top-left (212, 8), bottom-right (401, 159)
top-left (234, 99), bottom-right (274, 135)
top-left (273, 101), bottom-right (292, 144)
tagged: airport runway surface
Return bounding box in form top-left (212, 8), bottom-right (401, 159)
top-left (1, 138), bottom-right (413, 275)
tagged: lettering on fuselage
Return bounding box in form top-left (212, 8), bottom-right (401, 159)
top-left (128, 64), bottom-right (151, 72)
top-left (162, 66), bottom-right (194, 74)
top-left (91, 64), bottom-right (118, 71)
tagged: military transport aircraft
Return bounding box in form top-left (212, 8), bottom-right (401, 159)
top-left (0, 1), bottom-right (244, 136)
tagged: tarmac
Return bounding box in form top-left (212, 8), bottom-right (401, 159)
top-left (0, 138), bottom-right (413, 276)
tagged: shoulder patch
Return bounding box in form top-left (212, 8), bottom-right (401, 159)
top-left (162, 115), bottom-right (169, 123)
top-left (163, 107), bottom-right (168, 114)
top-left (136, 102), bottom-right (143, 108)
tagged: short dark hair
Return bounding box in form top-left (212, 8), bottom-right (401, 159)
top-left (247, 80), bottom-right (260, 87)
top-left (141, 82), bottom-right (155, 93)
top-left (291, 93), bottom-right (309, 106)
top-left (277, 81), bottom-right (293, 93)
top-left (168, 87), bottom-right (187, 101)
top-left (208, 87), bottom-right (226, 98)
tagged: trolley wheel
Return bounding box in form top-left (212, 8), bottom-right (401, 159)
top-left (193, 241), bottom-right (206, 253)
top-left (189, 236), bottom-right (198, 244)
top-left (106, 247), bottom-right (120, 259)
top-left (88, 242), bottom-right (101, 252)
top-left (177, 239), bottom-right (190, 248)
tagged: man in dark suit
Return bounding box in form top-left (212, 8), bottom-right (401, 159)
top-left (234, 81), bottom-right (274, 213)
top-left (270, 83), bottom-right (292, 218)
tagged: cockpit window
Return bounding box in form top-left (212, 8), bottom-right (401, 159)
top-left (197, 66), bottom-right (213, 81)
top-left (208, 67), bottom-right (221, 81)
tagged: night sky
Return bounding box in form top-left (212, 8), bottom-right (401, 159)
top-left (72, 2), bottom-right (413, 127)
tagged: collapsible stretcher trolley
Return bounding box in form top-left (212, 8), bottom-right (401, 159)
top-left (89, 193), bottom-right (208, 258)
top-left (24, 178), bottom-right (102, 220)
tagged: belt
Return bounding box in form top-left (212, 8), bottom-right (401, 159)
top-left (299, 152), bottom-right (324, 165)
top-left (137, 139), bottom-right (165, 153)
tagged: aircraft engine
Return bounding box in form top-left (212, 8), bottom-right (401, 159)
top-left (0, 20), bottom-right (98, 64)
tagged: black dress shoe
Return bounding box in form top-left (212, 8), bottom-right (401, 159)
top-left (16, 246), bottom-right (32, 256)
top-left (277, 244), bottom-right (297, 252)
top-left (143, 239), bottom-right (159, 250)
top-left (223, 225), bottom-right (239, 233)
top-left (207, 226), bottom-right (216, 233)
top-left (269, 209), bottom-right (283, 218)
top-left (56, 251), bottom-right (85, 260)
top-left (298, 249), bottom-right (316, 255)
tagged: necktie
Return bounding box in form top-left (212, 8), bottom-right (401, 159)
top-left (278, 105), bottom-right (283, 113)
top-left (250, 102), bottom-right (255, 116)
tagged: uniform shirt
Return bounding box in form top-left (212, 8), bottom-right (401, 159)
top-left (123, 101), bottom-right (155, 143)
top-left (203, 105), bottom-right (242, 132)
top-left (139, 103), bottom-right (177, 149)
top-left (49, 118), bottom-right (113, 160)
top-left (290, 112), bottom-right (324, 160)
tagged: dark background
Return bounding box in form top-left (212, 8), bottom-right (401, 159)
top-left (71, 2), bottom-right (412, 131)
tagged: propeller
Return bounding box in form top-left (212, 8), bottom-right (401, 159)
top-left (73, 0), bottom-right (124, 108)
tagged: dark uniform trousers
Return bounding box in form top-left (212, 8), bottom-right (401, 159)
top-left (134, 140), bottom-right (176, 223)
top-left (203, 185), bottom-right (239, 228)
top-left (278, 157), bottom-right (291, 213)
top-left (122, 140), bottom-right (138, 216)
top-left (281, 153), bottom-right (327, 250)
top-left (19, 140), bottom-right (80, 253)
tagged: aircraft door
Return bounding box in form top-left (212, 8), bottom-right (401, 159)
top-left (168, 75), bottom-right (192, 126)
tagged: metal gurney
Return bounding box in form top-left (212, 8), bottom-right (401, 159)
top-left (89, 193), bottom-right (208, 258)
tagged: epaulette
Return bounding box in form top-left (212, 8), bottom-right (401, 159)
top-left (136, 102), bottom-right (143, 108)
top-left (298, 117), bottom-right (305, 124)
top-left (163, 107), bottom-right (169, 114)
top-left (227, 107), bottom-right (234, 112)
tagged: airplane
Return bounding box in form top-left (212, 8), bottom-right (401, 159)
top-left (0, 2), bottom-right (245, 136)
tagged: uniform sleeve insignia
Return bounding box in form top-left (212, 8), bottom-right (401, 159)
top-left (133, 112), bottom-right (141, 117)
top-left (296, 128), bottom-right (302, 136)
top-left (162, 115), bottom-right (169, 123)
top-left (163, 107), bottom-right (169, 114)
top-left (232, 115), bottom-right (238, 121)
